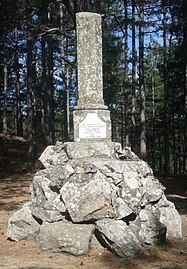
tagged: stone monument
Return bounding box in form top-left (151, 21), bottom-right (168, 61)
top-left (73, 12), bottom-right (111, 142)
top-left (6, 12), bottom-right (182, 257)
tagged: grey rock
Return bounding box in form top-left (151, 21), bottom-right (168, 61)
top-left (30, 204), bottom-right (65, 223)
top-left (65, 141), bottom-right (115, 159)
top-left (6, 202), bottom-right (40, 241)
top-left (47, 163), bottom-right (74, 190)
top-left (143, 176), bottom-right (165, 203)
top-left (113, 197), bottom-right (133, 219)
top-left (96, 218), bottom-right (141, 257)
top-left (154, 195), bottom-right (182, 237)
top-left (30, 174), bottom-right (56, 208)
top-left (52, 194), bottom-right (66, 213)
top-left (30, 174), bottom-right (66, 222)
top-left (139, 207), bottom-right (166, 245)
top-left (38, 145), bottom-right (56, 168)
top-left (60, 170), bottom-right (113, 222)
top-left (38, 143), bottom-right (68, 168)
top-left (38, 221), bottom-right (94, 255)
top-left (50, 152), bottom-right (69, 166)
top-left (30, 173), bottom-right (57, 204)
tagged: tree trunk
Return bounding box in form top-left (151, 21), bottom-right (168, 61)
top-left (41, 33), bottom-right (47, 141)
top-left (3, 29), bottom-right (8, 133)
top-left (163, 0), bottom-right (169, 176)
top-left (60, 3), bottom-right (68, 141)
top-left (66, 64), bottom-right (70, 137)
top-left (14, 26), bottom-right (23, 136)
top-left (139, 0), bottom-right (146, 159)
top-left (131, 0), bottom-right (136, 151)
top-left (41, 4), bottom-right (54, 145)
top-left (46, 33), bottom-right (54, 144)
top-left (124, 0), bottom-right (129, 148)
top-left (26, 4), bottom-right (34, 171)
top-left (183, 0), bottom-right (187, 175)
top-left (151, 75), bottom-right (155, 171)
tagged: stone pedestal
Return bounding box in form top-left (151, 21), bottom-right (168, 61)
top-left (73, 109), bottom-right (111, 142)
top-left (7, 141), bottom-right (182, 257)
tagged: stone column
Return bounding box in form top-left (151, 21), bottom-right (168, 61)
top-left (73, 12), bottom-right (111, 142)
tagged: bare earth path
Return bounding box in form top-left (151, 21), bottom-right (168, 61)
top-left (0, 173), bottom-right (187, 269)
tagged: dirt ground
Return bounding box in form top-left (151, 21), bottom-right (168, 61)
top-left (0, 172), bottom-right (187, 269)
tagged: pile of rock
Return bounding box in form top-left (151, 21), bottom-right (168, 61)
top-left (7, 141), bottom-right (182, 257)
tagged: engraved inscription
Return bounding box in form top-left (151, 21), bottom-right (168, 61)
top-left (79, 113), bottom-right (106, 138)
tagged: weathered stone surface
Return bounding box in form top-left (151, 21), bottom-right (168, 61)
top-left (154, 195), bottom-right (182, 237)
top-left (6, 143), bottom-right (182, 256)
top-left (39, 145), bottom-right (55, 168)
top-left (47, 163), bottom-right (74, 190)
top-left (30, 171), bottom-right (66, 222)
top-left (76, 12), bottom-right (105, 109)
top-left (6, 202), bottom-right (40, 241)
top-left (113, 197), bottom-right (133, 219)
top-left (93, 160), bottom-right (151, 212)
top-left (138, 207), bottom-right (166, 245)
top-left (39, 142), bottom-right (68, 168)
top-left (7, 142), bottom-right (182, 257)
top-left (73, 13), bottom-right (111, 142)
top-left (38, 221), bottom-right (94, 255)
top-left (60, 168), bottom-right (114, 222)
top-left (65, 141), bottom-right (115, 159)
top-left (30, 204), bottom-right (65, 223)
top-left (143, 176), bottom-right (165, 203)
top-left (96, 218), bottom-right (141, 257)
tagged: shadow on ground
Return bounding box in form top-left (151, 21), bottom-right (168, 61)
top-left (159, 177), bottom-right (187, 214)
top-left (0, 174), bottom-right (33, 211)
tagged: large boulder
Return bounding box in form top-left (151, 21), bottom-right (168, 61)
top-left (60, 167), bottom-right (114, 222)
top-left (38, 221), bottom-right (94, 255)
top-left (95, 218), bottom-right (141, 257)
top-left (6, 202), bottom-right (40, 241)
top-left (138, 206), bottom-right (166, 245)
top-left (154, 195), bottom-right (182, 237)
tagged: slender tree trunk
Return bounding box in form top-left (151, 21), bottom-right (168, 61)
top-left (183, 0), bottom-right (187, 174)
top-left (26, 4), bottom-right (34, 171)
top-left (131, 0), bottom-right (136, 151)
top-left (158, 135), bottom-right (162, 174)
top-left (139, 0), bottom-right (146, 159)
top-left (184, 60), bottom-right (187, 175)
top-left (42, 6), bottom-right (54, 145)
top-left (66, 64), bottom-right (70, 136)
top-left (167, 5), bottom-right (176, 175)
top-left (3, 29), bottom-right (8, 133)
top-left (151, 75), bottom-right (155, 171)
top-left (41, 5), bottom-right (54, 145)
top-left (124, 0), bottom-right (129, 147)
top-left (60, 3), bottom-right (68, 141)
top-left (41, 33), bottom-right (47, 141)
top-left (163, 0), bottom-right (169, 176)
top-left (14, 26), bottom-right (23, 136)
top-left (46, 33), bottom-right (54, 144)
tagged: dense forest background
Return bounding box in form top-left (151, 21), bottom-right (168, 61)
top-left (0, 0), bottom-right (186, 176)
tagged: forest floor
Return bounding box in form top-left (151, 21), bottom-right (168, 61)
top-left (0, 132), bottom-right (187, 269)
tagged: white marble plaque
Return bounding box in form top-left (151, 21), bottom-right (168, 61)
top-left (79, 113), bottom-right (106, 138)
